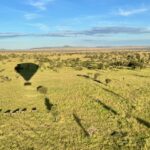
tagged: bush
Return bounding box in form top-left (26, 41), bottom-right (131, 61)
top-left (128, 61), bottom-right (144, 69)
top-left (74, 66), bottom-right (83, 71)
top-left (97, 63), bottom-right (104, 69)
top-left (82, 61), bottom-right (97, 70)
top-left (37, 86), bottom-right (48, 94)
top-left (105, 78), bottom-right (111, 85)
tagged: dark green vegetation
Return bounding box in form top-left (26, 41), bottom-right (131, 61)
top-left (0, 50), bottom-right (150, 149)
top-left (37, 51), bottom-right (150, 71)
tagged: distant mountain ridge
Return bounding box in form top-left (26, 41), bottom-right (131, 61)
top-left (0, 46), bottom-right (150, 52)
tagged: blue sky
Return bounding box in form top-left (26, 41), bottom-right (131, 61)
top-left (0, 0), bottom-right (150, 49)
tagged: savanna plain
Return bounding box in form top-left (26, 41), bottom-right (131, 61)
top-left (0, 50), bottom-right (150, 150)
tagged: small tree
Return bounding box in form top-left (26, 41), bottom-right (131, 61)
top-left (105, 78), bottom-right (111, 85)
top-left (128, 60), bottom-right (144, 69)
top-left (97, 63), bottom-right (104, 70)
top-left (37, 86), bottom-right (48, 95)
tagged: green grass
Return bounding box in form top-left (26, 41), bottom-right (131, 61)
top-left (0, 52), bottom-right (150, 150)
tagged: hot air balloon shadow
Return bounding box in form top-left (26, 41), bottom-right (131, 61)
top-left (15, 63), bottom-right (39, 86)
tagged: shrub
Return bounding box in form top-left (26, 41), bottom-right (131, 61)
top-left (97, 63), bottom-right (104, 69)
top-left (105, 78), bottom-right (112, 85)
top-left (74, 66), bottom-right (83, 71)
top-left (37, 86), bottom-right (48, 94)
top-left (82, 61), bottom-right (97, 70)
top-left (128, 61), bottom-right (144, 69)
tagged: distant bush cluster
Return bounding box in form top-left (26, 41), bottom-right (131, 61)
top-left (1, 51), bottom-right (150, 71)
top-left (39, 52), bottom-right (150, 70)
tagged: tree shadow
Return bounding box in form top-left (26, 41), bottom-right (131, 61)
top-left (44, 97), bottom-right (53, 112)
top-left (93, 79), bottom-right (106, 85)
top-left (73, 113), bottom-right (90, 137)
top-left (134, 74), bottom-right (150, 78)
top-left (110, 131), bottom-right (128, 138)
top-left (95, 99), bottom-right (118, 115)
top-left (102, 87), bottom-right (127, 101)
top-left (32, 107), bottom-right (37, 111)
top-left (21, 108), bottom-right (27, 112)
top-left (4, 109), bottom-right (11, 113)
top-left (12, 108), bottom-right (20, 113)
top-left (77, 74), bottom-right (105, 85)
top-left (136, 117), bottom-right (150, 128)
top-left (77, 74), bottom-right (90, 79)
top-left (101, 88), bottom-right (136, 116)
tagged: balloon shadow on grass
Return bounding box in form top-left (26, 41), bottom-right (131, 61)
top-left (15, 63), bottom-right (39, 85)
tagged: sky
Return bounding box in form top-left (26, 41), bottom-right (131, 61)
top-left (0, 0), bottom-right (150, 49)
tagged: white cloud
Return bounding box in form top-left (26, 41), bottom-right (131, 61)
top-left (24, 13), bottom-right (41, 20)
top-left (28, 23), bottom-right (50, 31)
top-left (28, 0), bottom-right (54, 10)
top-left (1, 26), bottom-right (150, 39)
top-left (118, 8), bottom-right (148, 16)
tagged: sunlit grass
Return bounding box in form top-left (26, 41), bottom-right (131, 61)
top-left (0, 52), bottom-right (150, 149)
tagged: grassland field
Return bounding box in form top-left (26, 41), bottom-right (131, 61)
top-left (0, 50), bottom-right (150, 150)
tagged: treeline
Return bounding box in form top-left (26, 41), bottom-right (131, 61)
top-left (36, 51), bottom-right (150, 70)
top-left (0, 51), bottom-right (150, 70)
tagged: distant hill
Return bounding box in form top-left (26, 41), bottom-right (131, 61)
top-left (0, 46), bottom-right (150, 52)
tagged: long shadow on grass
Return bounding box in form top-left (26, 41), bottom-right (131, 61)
top-left (77, 74), bottom-right (106, 85)
top-left (95, 99), bottom-right (118, 115)
top-left (134, 74), bottom-right (150, 78)
top-left (102, 87), bottom-right (127, 102)
top-left (77, 74), bottom-right (90, 79)
top-left (45, 97), bottom-right (53, 112)
top-left (4, 109), bottom-right (11, 113)
top-left (73, 113), bottom-right (90, 137)
top-left (93, 79), bottom-right (106, 85)
top-left (12, 108), bottom-right (20, 113)
top-left (136, 117), bottom-right (150, 128)
top-left (102, 88), bottom-right (136, 110)
top-left (21, 108), bottom-right (27, 112)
